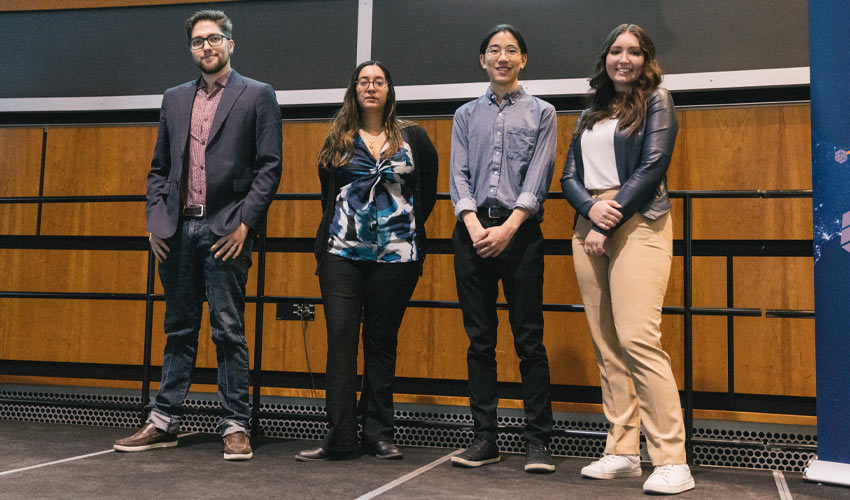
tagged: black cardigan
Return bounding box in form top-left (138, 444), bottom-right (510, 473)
top-left (313, 123), bottom-right (439, 275)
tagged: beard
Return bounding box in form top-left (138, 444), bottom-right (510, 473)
top-left (195, 52), bottom-right (229, 75)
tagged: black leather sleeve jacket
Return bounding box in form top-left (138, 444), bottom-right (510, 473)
top-left (560, 87), bottom-right (678, 236)
top-left (313, 123), bottom-right (439, 275)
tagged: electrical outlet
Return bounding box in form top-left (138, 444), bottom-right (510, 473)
top-left (276, 302), bottom-right (315, 321)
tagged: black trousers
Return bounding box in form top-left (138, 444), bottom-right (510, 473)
top-left (319, 253), bottom-right (420, 452)
top-left (452, 218), bottom-right (553, 445)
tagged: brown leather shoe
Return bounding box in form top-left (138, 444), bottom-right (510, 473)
top-left (113, 423), bottom-right (178, 452)
top-left (223, 431), bottom-right (253, 460)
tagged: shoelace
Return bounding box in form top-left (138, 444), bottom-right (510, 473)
top-left (469, 440), bottom-right (490, 452)
top-left (597, 454), bottom-right (630, 466)
top-left (651, 464), bottom-right (676, 478)
top-left (527, 442), bottom-right (546, 453)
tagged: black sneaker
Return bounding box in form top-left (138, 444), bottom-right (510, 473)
top-left (451, 439), bottom-right (501, 468)
top-left (525, 442), bottom-right (555, 473)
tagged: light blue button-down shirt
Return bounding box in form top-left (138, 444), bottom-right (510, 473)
top-left (450, 86), bottom-right (557, 221)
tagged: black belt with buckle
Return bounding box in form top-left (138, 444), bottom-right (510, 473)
top-left (478, 206), bottom-right (511, 220)
top-left (182, 204), bottom-right (205, 218)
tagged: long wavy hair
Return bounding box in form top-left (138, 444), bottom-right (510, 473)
top-left (574, 24), bottom-right (663, 139)
top-left (318, 61), bottom-right (407, 168)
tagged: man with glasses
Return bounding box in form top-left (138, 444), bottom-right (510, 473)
top-left (113, 10), bottom-right (281, 461)
top-left (449, 24), bottom-right (556, 473)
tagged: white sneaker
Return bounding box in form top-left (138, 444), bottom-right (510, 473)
top-left (581, 454), bottom-right (642, 479)
top-left (642, 464), bottom-right (695, 494)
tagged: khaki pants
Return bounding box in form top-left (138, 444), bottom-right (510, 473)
top-left (572, 189), bottom-right (686, 465)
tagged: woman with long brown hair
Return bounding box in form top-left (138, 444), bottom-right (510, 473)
top-left (561, 24), bottom-right (695, 494)
top-left (296, 61), bottom-right (438, 461)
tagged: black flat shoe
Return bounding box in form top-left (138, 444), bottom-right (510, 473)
top-left (295, 447), bottom-right (358, 461)
top-left (364, 440), bottom-right (403, 459)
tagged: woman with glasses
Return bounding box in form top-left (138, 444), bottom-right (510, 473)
top-left (296, 61), bottom-right (438, 462)
top-left (561, 25), bottom-right (695, 494)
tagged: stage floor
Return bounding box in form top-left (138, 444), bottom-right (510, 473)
top-left (1, 420), bottom-right (847, 499)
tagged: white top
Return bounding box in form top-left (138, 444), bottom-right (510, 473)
top-left (580, 119), bottom-right (620, 190)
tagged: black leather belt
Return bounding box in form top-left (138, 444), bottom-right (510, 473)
top-left (182, 204), bottom-right (205, 217)
top-left (478, 206), bottom-right (511, 220)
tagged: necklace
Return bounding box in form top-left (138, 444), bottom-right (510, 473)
top-left (360, 129), bottom-right (386, 157)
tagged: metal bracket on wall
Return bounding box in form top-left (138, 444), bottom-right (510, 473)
top-left (276, 302), bottom-right (315, 321)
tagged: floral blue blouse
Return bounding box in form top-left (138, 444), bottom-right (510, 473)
top-left (326, 136), bottom-right (417, 262)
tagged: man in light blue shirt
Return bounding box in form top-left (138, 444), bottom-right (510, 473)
top-left (449, 24), bottom-right (556, 474)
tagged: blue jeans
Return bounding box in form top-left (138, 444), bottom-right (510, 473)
top-left (148, 218), bottom-right (253, 437)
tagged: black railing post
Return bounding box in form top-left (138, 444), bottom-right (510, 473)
top-left (250, 232), bottom-right (267, 438)
top-left (683, 195), bottom-right (694, 464)
top-left (141, 248), bottom-right (156, 425)
top-left (727, 255), bottom-right (735, 394)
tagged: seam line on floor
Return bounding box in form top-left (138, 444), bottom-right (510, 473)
top-left (773, 470), bottom-right (793, 500)
top-left (0, 431), bottom-right (199, 476)
top-left (354, 449), bottom-right (464, 500)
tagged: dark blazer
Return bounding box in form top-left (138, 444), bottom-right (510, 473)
top-left (313, 124), bottom-right (438, 275)
top-left (561, 87), bottom-right (678, 236)
top-left (146, 70), bottom-right (282, 239)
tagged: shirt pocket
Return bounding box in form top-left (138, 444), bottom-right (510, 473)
top-left (506, 127), bottom-right (537, 162)
top-left (505, 127), bottom-right (537, 187)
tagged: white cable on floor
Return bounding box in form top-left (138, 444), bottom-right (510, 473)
top-left (354, 449), bottom-right (464, 500)
top-left (0, 431), bottom-right (198, 477)
top-left (773, 470), bottom-right (794, 500)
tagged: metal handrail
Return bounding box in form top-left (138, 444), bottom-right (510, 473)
top-left (0, 188), bottom-right (815, 462)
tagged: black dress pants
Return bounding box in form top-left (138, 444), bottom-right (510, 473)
top-left (319, 253), bottom-right (420, 452)
top-left (452, 218), bottom-right (553, 445)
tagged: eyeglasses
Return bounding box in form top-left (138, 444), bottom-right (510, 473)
top-left (189, 34), bottom-right (229, 50)
top-left (486, 46), bottom-right (521, 57)
top-left (356, 78), bottom-right (387, 90)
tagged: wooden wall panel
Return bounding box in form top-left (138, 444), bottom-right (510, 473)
top-left (279, 121), bottom-right (326, 193)
top-left (692, 316), bottom-right (729, 392)
top-left (0, 249), bottom-right (148, 365)
top-left (0, 104), bottom-right (819, 416)
top-left (260, 303), bottom-right (327, 373)
top-left (542, 312), bottom-right (599, 386)
top-left (734, 317), bottom-right (815, 397)
top-left (40, 126), bottom-right (155, 236)
top-left (268, 121), bottom-right (326, 238)
top-left (264, 253), bottom-right (321, 297)
top-left (267, 200), bottom-right (322, 239)
top-left (0, 203), bottom-right (38, 236)
top-left (670, 105), bottom-right (811, 240)
top-left (0, 249), bottom-right (146, 293)
top-left (0, 129), bottom-right (43, 197)
top-left (43, 126), bottom-right (156, 196)
top-left (414, 118), bottom-right (453, 195)
top-left (0, 128), bottom-right (42, 235)
top-left (411, 254), bottom-right (456, 301)
top-left (40, 202), bottom-right (146, 236)
top-left (733, 257), bottom-right (815, 396)
top-left (423, 200), bottom-right (457, 239)
top-left (0, 299), bottom-right (145, 364)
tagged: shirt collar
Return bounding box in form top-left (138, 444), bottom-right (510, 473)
top-left (199, 69), bottom-right (233, 92)
top-left (486, 85), bottom-right (526, 106)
